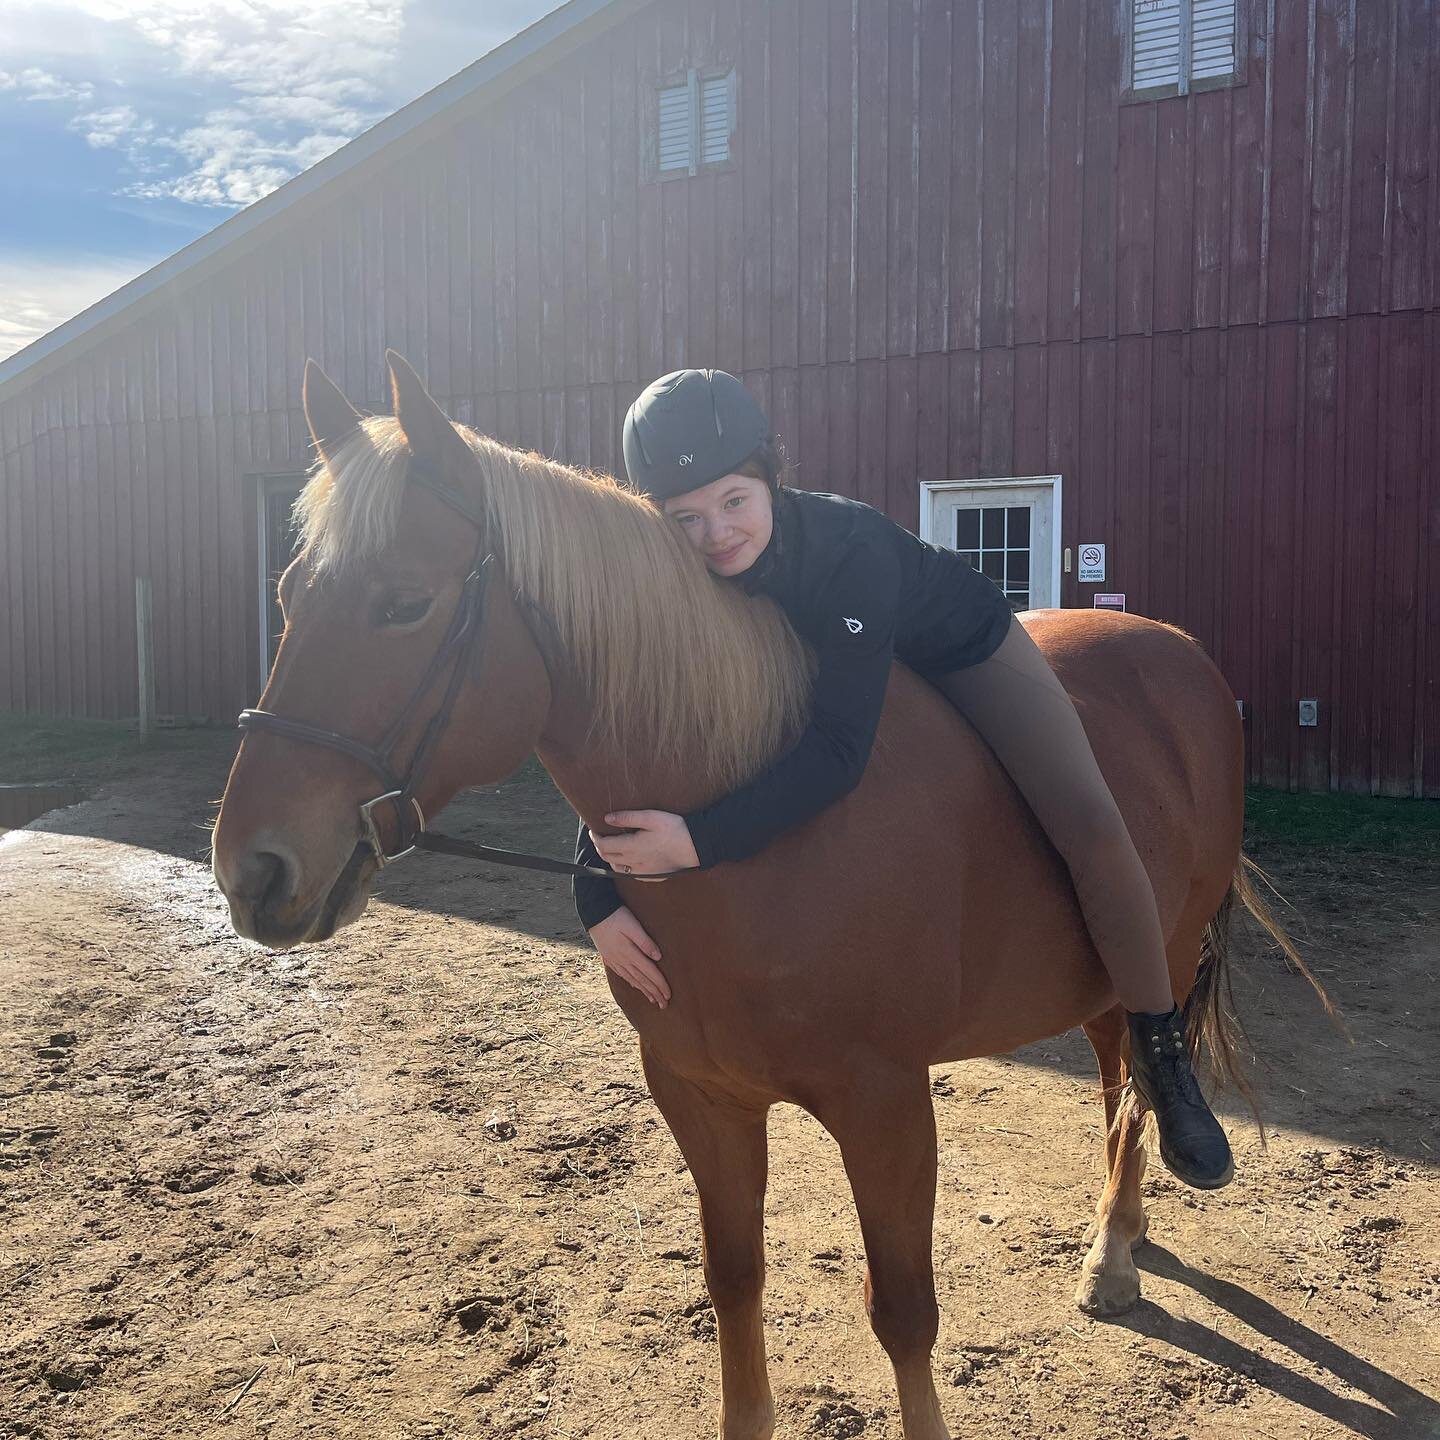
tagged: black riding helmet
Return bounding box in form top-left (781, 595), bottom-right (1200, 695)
top-left (623, 369), bottom-right (771, 503)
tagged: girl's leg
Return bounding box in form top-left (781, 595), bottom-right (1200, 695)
top-left (933, 616), bottom-right (1173, 1013)
top-left (934, 615), bottom-right (1233, 1190)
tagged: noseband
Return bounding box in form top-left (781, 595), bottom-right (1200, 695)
top-left (238, 460), bottom-right (494, 868)
top-left (236, 458), bottom-right (674, 883)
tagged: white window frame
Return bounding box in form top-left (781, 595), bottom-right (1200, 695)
top-left (918, 476), bottom-right (1065, 611)
top-left (655, 67), bottom-right (735, 178)
top-left (1125, 0), bottom-right (1246, 99)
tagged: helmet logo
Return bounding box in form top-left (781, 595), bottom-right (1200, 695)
top-left (678, 453), bottom-right (694, 466)
top-left (844, 617), bottom-right (864, 634)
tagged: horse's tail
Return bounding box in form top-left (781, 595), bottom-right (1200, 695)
top-left (1180, 854), bottom-right (1339, 1134)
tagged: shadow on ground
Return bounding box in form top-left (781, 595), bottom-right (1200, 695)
top-left (1099, 1243), bottom-right (1440, 1440)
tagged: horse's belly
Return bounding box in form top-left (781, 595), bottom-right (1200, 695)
top-left (626, 885), bottom-right (1111, 1100)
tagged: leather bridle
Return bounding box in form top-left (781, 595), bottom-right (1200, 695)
top-left (236, 457), bottom-right (675, 882)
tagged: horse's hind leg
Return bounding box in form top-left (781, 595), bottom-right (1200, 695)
top-left (822, 1067), bottom-right (950, 1440)
top-left (1075, 1005), bottom-right (1149, 1317)
top-left (641, 1051), bottom-right (773, 1440)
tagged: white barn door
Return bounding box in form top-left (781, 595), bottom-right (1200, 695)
top-left (920, 478), bottom-right (1062, 612)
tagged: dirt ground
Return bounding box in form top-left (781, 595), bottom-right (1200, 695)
top-left (2, 738), bottom-right (1437, 1440)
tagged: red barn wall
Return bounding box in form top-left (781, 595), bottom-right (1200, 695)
top-left (1, 0), bottom-right (1436, 794)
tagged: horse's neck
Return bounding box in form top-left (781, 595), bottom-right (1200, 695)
top-left (537, 701), bottom-right (712, 834)
top-left (538, 749), bottom-right (694, 838)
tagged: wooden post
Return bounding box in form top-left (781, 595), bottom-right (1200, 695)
top-left (135, 577), bottom-right (154, 742)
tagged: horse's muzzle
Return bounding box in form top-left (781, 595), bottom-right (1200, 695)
top-left (217, 839), bottom-right (371, 950)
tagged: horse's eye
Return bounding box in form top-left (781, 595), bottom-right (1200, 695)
top-left (379, 595), bottom-right (433, 627)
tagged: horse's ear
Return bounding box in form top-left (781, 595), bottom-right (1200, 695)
top-left (387, 349), bottom-right (471, 476)
top-left (303, 359), bottom-right (363, 469)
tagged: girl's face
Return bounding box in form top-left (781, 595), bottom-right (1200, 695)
top-left (663, 472), bottom-right (774, 577)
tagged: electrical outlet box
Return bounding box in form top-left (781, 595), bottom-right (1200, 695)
top-left (1298, 699), bottom-right (1319, 727)
top-left (1235, 699), bottom-right (1247, 719)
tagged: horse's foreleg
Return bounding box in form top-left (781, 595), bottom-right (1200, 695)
top-left (1076, 1005), bottom-right (1149, 1316)
top-left (822, 1068), bottom-right (950, 1440)
top-left (641, 1051), bottom-right (773, 1440)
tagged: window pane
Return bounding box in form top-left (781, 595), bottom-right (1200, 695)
top-left (1008, 550), bottom-right (1030, 584)
top-left (1006, 506), bottom-right (1030, 546)
top-left (1007, 591), bottom-right (1029, 612)
top-left (955, 509), bottom-right (981, 549)
top-left (1191, 0), bottom-right (1236, 79)
top-left (701, 73), bottom-right (732, 163)
top-left (958, 550), bottom-right (980, 570)
top-left (659, 84), bottom-right (691, 170)
top-left (981, 508), bottom-right (1005, 547)
top-left (981, 551), bottom-right (1005, 581)
top-left (1133, 0), bottom-right (1181, 88)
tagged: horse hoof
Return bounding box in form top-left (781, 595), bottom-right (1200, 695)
top-left (1075, 1262), bottom-right (1141, 1317)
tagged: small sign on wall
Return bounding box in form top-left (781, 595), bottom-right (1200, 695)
top-left (1078, 543), bottom-right (1106, 583)
top-left (1094, 593), bottom-right (1126, 612)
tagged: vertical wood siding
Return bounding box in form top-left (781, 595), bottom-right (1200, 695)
top-left (0, 0), bottom-right (1436, 795)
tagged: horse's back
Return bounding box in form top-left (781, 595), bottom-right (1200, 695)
top-left (1019, 609), bottom-right (1244, 899)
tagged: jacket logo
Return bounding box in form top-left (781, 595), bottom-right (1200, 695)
top-left (678, 453), bottom-right (694, 465)
top-left (844, 617), bottom-right (864, 634)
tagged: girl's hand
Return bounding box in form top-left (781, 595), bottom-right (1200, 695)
top-left (587, 906), bottom-right (670, 1008)
top-left (589, 810), bottom-right (700, 879)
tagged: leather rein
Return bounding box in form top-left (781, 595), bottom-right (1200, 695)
top-left (237, 459), bottom-right (673, 882)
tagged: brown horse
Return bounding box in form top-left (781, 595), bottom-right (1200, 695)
top-left (213, 353), bottom-right (1302, 1440)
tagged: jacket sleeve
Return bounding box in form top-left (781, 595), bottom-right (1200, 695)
top-left (682, 538), bottom-right (901, 869)
top-left (572, 820), bottom-right (623, 932)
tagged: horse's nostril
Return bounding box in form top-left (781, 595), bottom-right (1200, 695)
top-left (243, 849), bottom-right (294, 913)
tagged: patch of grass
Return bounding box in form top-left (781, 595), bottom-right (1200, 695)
top-left (1244, 785), bottom-right (1440, 859)
top-left (0, 713), bottom-right (236, 785)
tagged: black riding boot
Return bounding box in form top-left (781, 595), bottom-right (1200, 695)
top-left (1126, 1007), bottom-right (1235, 1190)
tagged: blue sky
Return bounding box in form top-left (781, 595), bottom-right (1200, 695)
top-left (0, 0), bottom-right (556, 362)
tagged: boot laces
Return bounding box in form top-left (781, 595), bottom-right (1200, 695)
top-left (1139, 1024), bottom-right (1206, 1108)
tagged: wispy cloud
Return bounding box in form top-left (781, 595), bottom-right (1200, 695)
top-left (0, 65), bottom-right (96, 103)
top-left (3, 0), bottom-right (407, 208)
top-left (0, 254), bottom-right (154, 362)
top-left (70, 103), bottom-right (152, 150)
top-left (129, 116), bottom-right (358, 207)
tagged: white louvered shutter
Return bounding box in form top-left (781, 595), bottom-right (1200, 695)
top-left (658, 83), bottom-right (692, 172)
top-left (700, 72), bottom-right (732, 164)
top-left (1190, 0), bottom-right (1236, 79)
top-left (1133, 0), bottom-right (1182, 88)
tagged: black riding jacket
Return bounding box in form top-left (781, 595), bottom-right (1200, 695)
top-left (573, 486), bottom-right (1014, 931)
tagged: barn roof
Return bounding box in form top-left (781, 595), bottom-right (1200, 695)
top-left (0, 0), bottom-right (644, 399)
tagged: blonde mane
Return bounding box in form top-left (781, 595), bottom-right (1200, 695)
top-left (295, 416), bottom-right (813, 795)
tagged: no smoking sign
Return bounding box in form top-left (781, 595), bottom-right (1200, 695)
top-left (1078, 544), bottom-right (1105, 583)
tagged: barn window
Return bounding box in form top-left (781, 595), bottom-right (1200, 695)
top-left (657, 69), bottom-right (734, 176)
top-left (955, 506), bottom-right (1034, 612)
top-left (1131, 0), bottom-right (1237, 93)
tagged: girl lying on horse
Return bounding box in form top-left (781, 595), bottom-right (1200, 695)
top-left (576, 368), bottom-right (1232, 1191)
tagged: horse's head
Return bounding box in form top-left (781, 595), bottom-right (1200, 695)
top-left (212, 353), bottom-right (552, 948)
